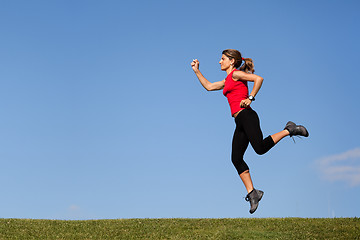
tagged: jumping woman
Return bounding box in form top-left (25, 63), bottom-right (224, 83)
top-left (191, 49), bottom-right (309, 214)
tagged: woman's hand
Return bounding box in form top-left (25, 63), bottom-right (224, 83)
top-left (240, 98), bottom-right (252, 108)
top-left (191, 59), bottom-right (199, 71)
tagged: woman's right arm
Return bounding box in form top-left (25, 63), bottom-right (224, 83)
top-left (191, 59), bottom-right (225, 91)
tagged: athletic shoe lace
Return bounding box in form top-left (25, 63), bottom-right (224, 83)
top-left (291, 135), bottom-right (303, 144)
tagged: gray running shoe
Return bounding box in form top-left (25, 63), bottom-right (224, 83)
top-left (284, 121), bottom-right (309, 137)
top-left (245, 189), bottom-right (264, 214)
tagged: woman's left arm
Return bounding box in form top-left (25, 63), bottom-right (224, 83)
top-left (232, 71), bottom-right (264, 107)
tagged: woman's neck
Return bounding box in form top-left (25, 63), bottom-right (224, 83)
top-left (226, 66), bottom-right (236, 75)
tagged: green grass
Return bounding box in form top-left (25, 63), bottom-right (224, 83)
top-left (0, 218), bottom-right (359, 239)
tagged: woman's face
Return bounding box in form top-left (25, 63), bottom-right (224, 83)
top-left (219, 54), bottom-right (234, 71)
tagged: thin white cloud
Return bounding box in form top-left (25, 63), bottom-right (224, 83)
top-left (316, 147), bottom-right (360, 187)
top-left (69, 205), bottom-right (80, 211)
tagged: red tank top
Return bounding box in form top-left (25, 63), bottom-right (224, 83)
top-left (223, 69), bottom-right (250, 116)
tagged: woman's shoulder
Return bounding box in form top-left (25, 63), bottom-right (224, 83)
top-left (231, 69), bottom-right (247, 81)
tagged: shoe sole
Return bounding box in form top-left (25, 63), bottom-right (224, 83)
top-left (257, 190), bottom-right (264, 201)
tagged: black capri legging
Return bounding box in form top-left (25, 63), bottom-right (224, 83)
top-left (232, 108), bottom-right (275, 175)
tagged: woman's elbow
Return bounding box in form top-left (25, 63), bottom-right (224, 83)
top-left (206, 84), bottom-right (216, 91)
top-left (256, 76), bottom-right (264, 84)
top-left (204, 85), bottom-right (212, 91)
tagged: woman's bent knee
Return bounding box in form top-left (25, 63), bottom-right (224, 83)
top-left (232, 158), bottom-right (249, 175)
top-left (253, 146), bottom-right (267, 155)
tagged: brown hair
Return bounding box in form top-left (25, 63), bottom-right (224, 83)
top-left (222, 49), bottom-right (255, 73)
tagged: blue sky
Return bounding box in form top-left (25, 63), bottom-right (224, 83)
top-left (0, 0), bottom-right (359, 219)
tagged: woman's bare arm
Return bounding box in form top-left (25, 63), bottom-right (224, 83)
top-left (232, 70), bottom-right (263, 97)
top-left (191, 59), bottom-right (225, 91)
top-left (232, 70), bottom-right (264, 108)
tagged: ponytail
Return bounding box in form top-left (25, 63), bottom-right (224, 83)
top-left (239, 58), bottom-right (255, 74)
